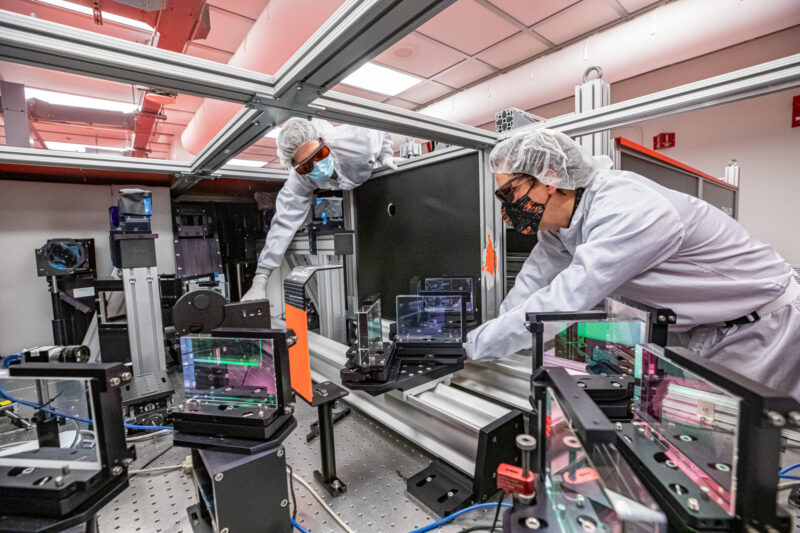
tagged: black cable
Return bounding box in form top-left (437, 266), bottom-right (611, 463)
top-left (456, 526), bottom-right (496, 533)
top-left (287, 463), bottom-right (298, 519)
top-left (490, 492), bottom-right (504, 533)
top-left (138, 441), bottom-right (174, 470)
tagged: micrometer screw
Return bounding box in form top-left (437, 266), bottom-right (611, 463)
top-left (516, 434), bottom-right (536, 480)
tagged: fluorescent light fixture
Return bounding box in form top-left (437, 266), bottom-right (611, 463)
top-left (264, 127), bottom-right (281, 139)
top-left (35, 0), bottom-right (154, 31)
top-left (340, 63), bottom-right (421, 96)
top-left (26, 88), bottom-right (137, 113)
top-left (225, 158), bottom-right (268, 168)
top-left (46, 141), bottom-right (128, 153)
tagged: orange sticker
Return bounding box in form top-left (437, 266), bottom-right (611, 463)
top-left (481, 234), bottom-right (497, 278)
top-left (285, 303), bottom-right (313, 403)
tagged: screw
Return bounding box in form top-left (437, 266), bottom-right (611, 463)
top-left (577, 382), bottom-right (587, 388)
top-left (525, 517), bottom-right (542, 530)
top-left (788, 411), bottom-right (800, 426)
top-left (611, 381), bottom-right (621, 388)
top-left (576, 494), bottom-right (585, 508)
top-left (121, 371), bottom-right (133, 382)
top-left (280, 499), bottom-right (288, 507)
top-left (54, 475), bottom-right (64, 487)
top-left (277, 449), bottom-right (284, 457)
top-left (220, 529), bottom-right (229, 533)
top-left (112, 466), bottom-right (123, 476)
top-left (446, 491), bottom-right (454, 498)
top-left (109, 377), bottom-right (121, 387)
top-left (615, 422), bottom-right (622, 431)
top-left (687, 498), bottom-right (700, 512)
top-left (214, 473), bottom-right (224, 482)
top-left (658, 315), bottom-right (666, 322)
top-left (123, 457), bottom-right (134, 467)
top-left (766, 411), bottom-right (786, 427)
top-left (61, 465), bottom-right (70, 475)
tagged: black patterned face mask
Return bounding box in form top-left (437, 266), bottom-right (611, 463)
top-left (501, 194), bottom-right (549, 235)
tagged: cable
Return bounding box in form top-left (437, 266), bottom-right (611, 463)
top-left (409, 503), bottom-right (513, 533)
top-left (286, 464), bottom-right (298, 520)
top-left (126, 429), bottom-right (172, 442)
top-left (289, 468), bottom-right (356, 533)
top-left (1, 354), bottom-right (20, 368)
top-left (291, 518), bottom-right (311, 533)
top-left (456, 527), bottom-right (498, 533)
top-left (489, 492), bottom-right (505, 533)
top-left (778, 482), bottom-right (800, 492)
top-left (0, 383), bottom-right (171, 432)
top-left (129, 465), bottom-right (182, 475)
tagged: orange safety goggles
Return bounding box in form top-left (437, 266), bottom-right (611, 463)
top-left (293, 141), bottom-right (331, 175)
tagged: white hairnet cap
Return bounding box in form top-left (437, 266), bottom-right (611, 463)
top-left (276, 118), bottom-right (335, 167)
top-left (489, 129), bottom-right (611, 189)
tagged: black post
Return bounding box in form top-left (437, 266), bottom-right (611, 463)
top-left (317, 403), bottom-right (337, 483)
top-left (311, 381), bottom-right (348, 497)
top-left (49, 277), bottom-right (69, 345)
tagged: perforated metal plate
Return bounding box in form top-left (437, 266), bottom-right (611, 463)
top-left (98, 396), bottom-right (502, 532)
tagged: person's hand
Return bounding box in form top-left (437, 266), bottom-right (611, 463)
top-left (242, 273), bottom-right (269, 301)
top-left (381, 156), bottom-right (403, 171)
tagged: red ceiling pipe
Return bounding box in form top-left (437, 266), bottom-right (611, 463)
top-left (180, 0), bottom-right (345, 155)
top-left (131, 0), bottom-right (210, 157)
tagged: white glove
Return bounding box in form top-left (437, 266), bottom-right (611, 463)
top-left (242, 273), bottom-right (269, 302)
top-left (381, 156), bottom-right (403, 171)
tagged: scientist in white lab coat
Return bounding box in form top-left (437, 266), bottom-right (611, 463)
top-left (242, 118), bottom-right (400, 301)
top-left (466, 129), bottom-right (800, 398)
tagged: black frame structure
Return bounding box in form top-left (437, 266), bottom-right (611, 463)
top-left (0, 363), bottom-right (134, 532)
top-left (617, 345), bottom-right (799, 532)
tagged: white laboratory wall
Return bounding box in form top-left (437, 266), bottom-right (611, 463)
top-left (497, 28), bottom-right (800, 265)
top-left (612, 89), bottom-right (800, 265)
top-left (0, 180), bottom-right (176, 355)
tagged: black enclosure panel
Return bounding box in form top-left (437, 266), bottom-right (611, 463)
top-left (620, 153), bottom-right (698, 196)
top-left (355, 153), bottom-right (481, 320)
top-left (703, 182), bottom-right (737, 218)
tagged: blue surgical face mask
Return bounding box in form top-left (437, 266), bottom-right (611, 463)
top-left (306, 155), bottom-right (335, 181)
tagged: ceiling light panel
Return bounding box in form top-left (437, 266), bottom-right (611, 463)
top-left (340, 63), bottom-right (422, 96)
top-left (26, 88), bottom-right (138, 113)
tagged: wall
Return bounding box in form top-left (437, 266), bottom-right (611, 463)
top-left (478, 27), bottom-right (800, 265)
top-left (0, 180), bottom-right (175, 355)
top-left (612, 89), bottom-right (800, 265)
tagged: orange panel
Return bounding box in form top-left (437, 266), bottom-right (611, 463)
top-left (285, 303), bottom-right (313, 403)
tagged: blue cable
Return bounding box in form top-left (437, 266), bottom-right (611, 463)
top-left (0, 383), bottom-right (171, 432)
top-left (779, 464), bottom-right (800, 479)
top-left (409, 502), bottom-right (513, 533)
top-left (291, 518), bottom-right (310, 533)
top-left (1, 354), bottom-right (21, 369)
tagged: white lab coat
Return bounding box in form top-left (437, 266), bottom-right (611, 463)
top-left (466, 169), bottom-right (800, 396)
top-left (256, 124), bottom-right (393, 274)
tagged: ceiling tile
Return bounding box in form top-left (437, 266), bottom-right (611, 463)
top-left (433, 60), bottom-right (495, 88)
top-left (383, 97), bottom-right (419, 110)
top-left (192, 6), bottom-right (254, 53)
top-left (206, 0), bottom-right (269, 20)
top-left (616, 0), bottom-right (662, 12)
top-left (395, 80), bottom-right (451, 105)
top-left (374, 33), bottom-right (464, 78)
top-left (330, 83), bottom-right (387, 102)
top-left (487, 0), bottom-right (580, 26)
top-left (185, 43), bottom-right (233, 64)
top-left (533, 0), bottom-right (621, 45)
top-left (417, 0), bottom-right (520, 55)
top-left (476, 32), bottom-right (549, 69)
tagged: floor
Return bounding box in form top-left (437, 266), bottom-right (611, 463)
top-left (97, 399), bottom-right (503, 533)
